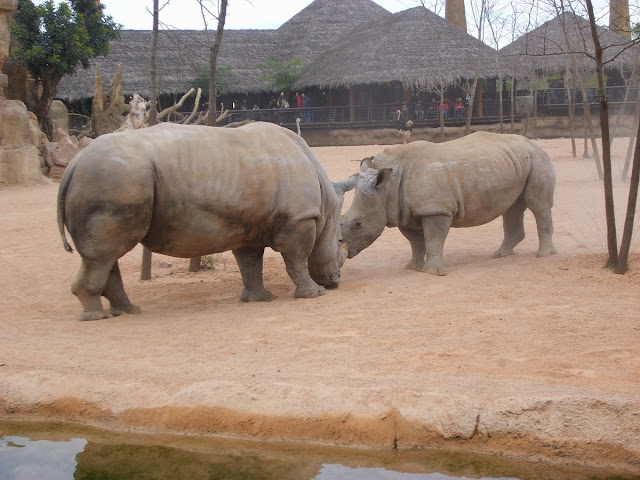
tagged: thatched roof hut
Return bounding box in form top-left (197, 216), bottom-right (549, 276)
top-left (499, 12), bottom-right (638, 77)
top-left (275, 0), bottom-right (391, 63)
top-left (293, 6), bottom-right (499, 90)
top-left (58, 29), bottom-right (280, 100)
top-left (57, 0), bottom-right (392, 101)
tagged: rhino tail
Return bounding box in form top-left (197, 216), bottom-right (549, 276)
top-left (56, 158), bottom-right (79, 253)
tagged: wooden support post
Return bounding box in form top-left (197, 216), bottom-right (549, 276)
top-left (189, 257), bottom-right (201, 272)
top-left (475, 81), bottom-right (483, 118)
top-left (141, 246), bottom-right (152, 280)
top-left (349, 86), bottom-right (356, 122)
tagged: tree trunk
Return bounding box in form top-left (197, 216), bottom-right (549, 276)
top-left (582, 91), bottom-right (603, 179)
top-left (586, 0), bottom-right (618, 267)
top-left (148, 0), bottom-right (159, 127)
top-left (142, 0), bottom-right (160, 282)
top-left (465, 77), bottom-right (478, 135)
top-left (32, 74), bottom-right (61, 141)
top-left (622, 93), bottom-right (640, 181)
top-left (207, 0), bottom-right (228, 127)
top-left (439, 89), bottom-right (445, 138)
top-left (567, 87), bottom-right (577, 157)
top-left (615, 118), bottom-right (640, 274)
top-left (510, 76), bottom-right (515, 133)
top-left (498, 74), bottom-right (504, 133)
top-left (532, 89), bottom-right (538, 139)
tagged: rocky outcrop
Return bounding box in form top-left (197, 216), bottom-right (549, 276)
top-left (0, 0), bottom-right (48, 185)
top-left (0, 97), bottom-right (48, 185)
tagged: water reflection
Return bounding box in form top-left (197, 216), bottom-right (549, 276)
top-left (316, 464), bottom-right (519, 479)
top-left (0, 435), bottom-right (87, 480)
top-left (0, 423), bottom-right (637, 480)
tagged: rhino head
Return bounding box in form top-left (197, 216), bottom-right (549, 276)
top-left (307, 176), bottom-right (358, 288)
top-left (340, 157), bottom-right (394, 258)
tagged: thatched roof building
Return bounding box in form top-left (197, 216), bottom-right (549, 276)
top-left (57, 0), bottom-right (391, 100)
top-left (499, 12), bottom-right (638, 77)
top-left (293, 7), bottom-right (498, 90)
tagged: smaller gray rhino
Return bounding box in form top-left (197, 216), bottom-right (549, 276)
top-left (340, 132), bottom-right (557, 275)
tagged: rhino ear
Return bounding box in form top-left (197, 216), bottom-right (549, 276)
top-left (363, 168), bottom-right (392, 194)
top-left (333, 174), bottom-right (358, 196)
top-left (360, 156), bottom-right (374, 172)
top-left (375, 168), bottom-right (392, 188)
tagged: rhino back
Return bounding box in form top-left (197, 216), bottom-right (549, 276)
top-left (379, 133), bottom-right (540, 228)
top-left (69, 123), bottom-right (324, 257)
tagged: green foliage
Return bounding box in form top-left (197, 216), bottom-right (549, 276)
top-left (11, 0), bottom-right (120, 80)
top-left (633, 22), bottom-right (640, 40)
top-left (258, 56), bottom-right (306, 92)
top-left (192, 63), bottom-right (238, 98)
top-left (199, 254), bottom-right (218, 270)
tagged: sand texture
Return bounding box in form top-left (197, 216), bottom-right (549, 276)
top-left (1, 137), bottom-right (639, 472)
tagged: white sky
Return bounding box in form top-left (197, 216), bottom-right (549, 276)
top-left (100, 0), bottom-right (417, 30)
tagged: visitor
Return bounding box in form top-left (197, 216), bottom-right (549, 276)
top-left (454, 98), bottom-right (466, 119)
top-left (301, 92), bottom-right (312, 123)
top-left (414, 100), bottom-right (425, 121)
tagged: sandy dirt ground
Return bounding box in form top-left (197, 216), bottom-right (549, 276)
top-left (1, 137), bottom-right (639, 473)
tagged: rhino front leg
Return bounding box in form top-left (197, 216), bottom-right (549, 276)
top-left (399, 226), bottom-right (425, 271)
top-left (232, 247), bottom-right (275, 302)
top-left (104, 261), bottom-right (141, 317)
top-left (495, 201), bottom-right (526, 258)
top-left (421, 214), bottom-right (452, 276)
top-left (276, 218), bottom-right (326, 299)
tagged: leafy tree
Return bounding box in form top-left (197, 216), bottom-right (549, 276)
top-left (259, 57), bottom-right (306, 92)
top-left (11, 0), bottom-right (120, 138)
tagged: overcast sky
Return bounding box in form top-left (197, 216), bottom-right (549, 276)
top-left (99, 0), bottom-right (418, 30)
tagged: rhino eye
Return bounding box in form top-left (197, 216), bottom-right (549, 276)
top-left (354, 221), bottom-right (363, 228)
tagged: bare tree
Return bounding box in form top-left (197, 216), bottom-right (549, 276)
top-left (616, 108), bottom-right (640, 274)
top-left (198, 0), bottom-right (228, 127)
top-left (142, 0), bottom-right (165, 281)
top-left (485, 0), bottom-right (511, 133)
top-left (189, 0), bottom-right (228, 272)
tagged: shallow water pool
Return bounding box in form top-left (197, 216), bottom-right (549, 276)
top-left (1, 422), bottom-right (638, 480)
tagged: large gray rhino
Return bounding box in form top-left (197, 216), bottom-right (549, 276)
top-left (340, 132), bottom-right (557, 275)
top-left (58, 122), bottom-right (354, 321)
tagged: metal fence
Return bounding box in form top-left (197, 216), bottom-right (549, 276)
top-left (217, 86), bottom-right (640, 129)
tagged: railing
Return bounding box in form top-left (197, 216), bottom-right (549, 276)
top-left (217, 87), bottom-right (640, 129)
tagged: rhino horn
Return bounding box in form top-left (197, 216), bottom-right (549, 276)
top-left (333, 173), bottom-right (359, 196)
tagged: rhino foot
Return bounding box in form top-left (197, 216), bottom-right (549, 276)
top-left (536, 246), bottom-right (558, 257)
top-left (494, 249), bottom-right (516, 258)
top-left (294, 284), bottom-right (326, 299)
top-left (79, 310), bottom-right (111, 322)
top-left (110, 304), bottom-right (142, 316)
top-left (406, 260), bottom-right (425, 271)
top-left (240, 288), bottom-right (275, 302)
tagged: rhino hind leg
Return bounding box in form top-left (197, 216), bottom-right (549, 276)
top-left (399, 226), bottom-right (425, 271)
top-left (531, 207), bottom-right (557, 257)
top-left (276, 218), bottom-right (326, 298)
top-left (421, 215), bottom-right (452, 276)
top-left (494, 201), bottom-right (527, 258)
top-left (232, 247), bottom-right (275, 302)
top-left (104, 261), bottom-right (141, 316)
top-left (72, 258), bottom-right (115, 321)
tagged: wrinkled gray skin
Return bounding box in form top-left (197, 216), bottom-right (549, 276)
top-left (340, 132), bottom-right (557, 275)
top-left (58, 122), bottom-right (355, 321)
